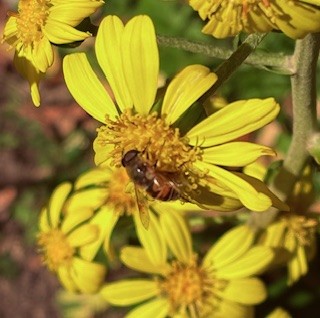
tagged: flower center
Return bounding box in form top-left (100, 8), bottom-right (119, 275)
top-left (15, 0), bottom-right (50, 46)
top-left (159, 257), bottom-right (213, 316)
top-left (38, 229), bottom-right (74, 272)
top-left (285, 215), bottom-right (318, 246)
top-left (97, 110), bottom-right (201, 173)
top-left (106, 168), bottom-right (137, 216)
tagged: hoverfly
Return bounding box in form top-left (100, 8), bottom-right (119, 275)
top-left (121, 149), bottom-right (183, 229)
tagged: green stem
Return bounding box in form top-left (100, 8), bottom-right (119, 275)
top-left (157, 35), bottom-right (293, 73)
top-left (248, 33), bottom-right (320, 230)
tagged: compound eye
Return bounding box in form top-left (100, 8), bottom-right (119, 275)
top-left (121, 150), bottom-right (140, 167)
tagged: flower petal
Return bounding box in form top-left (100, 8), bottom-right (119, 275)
top-left (288, 244), bottom-right (308, 286)
top-left (219, 278), bottom-right (267, 305)
top-left (67, 224), bottom-right (99, 247)
top-left (216, 246), bottom-right (274, 279)
top-left (44, 19), bottom-right (90, 44)
top-left (197, 162), bottom-right (273, 211)
top-left (162, 65), bottom-right (217, 125)
top-left (66, 188), bottom-right (107, 212)
top-left (74, 168), bottom-right (111, 189)
top-left (58, 265), bottom-right (77, 292)
top-left (49, 1), bottom-right (104, 26)
top-left (63, 53), bottom-right (118, 123)
top-left (186, 98), bottom-right (279, 147)
top-left (126, 297), bottom-right (169, 318)
top-left (39, 207), bottom-right (50, 232)
top-left (203, 225), bottom-right (254, 269)
top-left (135, 212), bottom-right (167, 267)
top-left (61, 207), bottom-right (94, 234)
top-left (48, 182), bottom-right (72, 228)
top-left (218, 300), bottom-right (255, 318)
top-left (102, 210), bottom-right (119, 257)
top-left (71, 257), bottom-right (106, 293)
top-left (80, 206), bottom-right (118, 261)
top-left (202, 142), bottom-right (275, 167)
top-left (122, 15), bottom-right (159, 114)
top-left (160, 212), bottom-right (193, 263)
top-left (32, 37), bottom-right (53, 72)
top-left (100, 280), bottom-right (158, 306)
top-left (95, 15), bottom-right (133, 112)
top-left (121, 246), bottom-right (169, 275)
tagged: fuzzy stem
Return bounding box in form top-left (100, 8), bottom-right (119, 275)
top-left (157, 35), bottom-right (293, 73)
top-left (248, 33), bottom-right (320, 230)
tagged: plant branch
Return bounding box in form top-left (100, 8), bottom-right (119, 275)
top-left (248, 33), bottom-right (320, 230)
top-left (157, 35), bottom-right (293, 74)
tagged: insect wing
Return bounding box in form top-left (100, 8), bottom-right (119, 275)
top-left (134, 186), bottom-right (150, 229)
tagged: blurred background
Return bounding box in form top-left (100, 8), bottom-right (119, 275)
top-left (1, 0), bottom-right (320, 317)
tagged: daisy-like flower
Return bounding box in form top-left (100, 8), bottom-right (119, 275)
top-left (37, 169), bottom-right (111, 293)
top-left (2, 0), bottom-right (104, 106)
top-left (189, 0), bottom-right (320, 39)
top-left (250, 163), bottom-right (318, 285)
top-left (63, 15), bottom-right (288, 217)
top-left (100, 212), bottom-right (274, 318)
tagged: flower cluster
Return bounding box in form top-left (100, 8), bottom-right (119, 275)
top-left (63, 15), bottom-right (288, 220)
top-left (189, 0), bottom-right (320, 39)
top-left (101, 212), bottom-right (274, 317)
top-left (2, 0), bottom-right (104, 106)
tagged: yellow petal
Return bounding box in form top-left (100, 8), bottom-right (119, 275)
top-left (135, 212), bottom-right (167, 267)
top-left (267, 307), bottom-right (292, 318)
top-left (100, 280), bottom-right (158, 305)
top-left (44, 19), bottom-right (90, 44)
top-left (31, 37), bottom-right (53, 72)
top-left (49, 1), bottom-right (104, 27)
top-left (218, 300), bottom-right (255, 318)
top-left (61, 207), bottom-right (93, 234)
top-left (202, 142), bottom-right (275, 167)
top-left (160, 212), bottom-right (193, 263)
top-left (93, 139), bottom-right (114, 167)
top-left (126, 297), bottom-right (170, 318)
top-left (122, 15), bottom-right (159, 114)
top-left (63, 53), bottom-right (118, 123)
top-left (74, 167), bottom-right (111, 189)
top-left (39, 207), bottom-right (50, 232)
top-left (219, 278), bottom-right (267, 305)
top-left (2, 16), bottom-right (18, 44)
top-left (66, 188), bottom-right (107, 212)
top-left (162, 65), bottom-right (217, 125)
top-left (67, 224), bottom-right (99, 247)
top-left (80, 206), bottom-right (117, 261)
top-left (71, 257), bottom-right (106, 293)
top-left (121, 246), bottom-right (169, 275)
top-left (95, 15), bottom-right (133, 112)
top-left (198, 162), bottom-right (273, 211)
top-left (260, 220), bottom-right (286, 247)
top-left (216, 246), bottom-right (274, 279)
top-left (48, 182), bottom-right (72, 228)
top-left (203, 225), bottom-right (254, 269)
top-left (13, 53), bottom-right (42, 106)
top-left (186, 98), bottom-right (279, 147)
top-left (287, 243), bottom-right (308, 285)
top-left (58, 265), bottom-right (77, 292)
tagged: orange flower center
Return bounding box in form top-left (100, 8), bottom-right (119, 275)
top-left (106, 168), bottom-right (137, 216)
top-left (15, 0), bottom-right (50, 46)
top-left (38, 229), bottom-right (74, 272)
top-left (159, 257), bottom-right (214, 316)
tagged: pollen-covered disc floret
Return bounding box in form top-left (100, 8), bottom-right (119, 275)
top-left (14, 0), bottom-right (49, 48)
top-left (159, 256), bottom-right (216, 316)
top-left (106, 167), bottom-right (137, 215)
top-left (38, 229), bottom-right (74, 272)
top-left (97, 110), bottom-right (202, 173)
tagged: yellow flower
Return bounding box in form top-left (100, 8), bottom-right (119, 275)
top-left (261, 214), bottom-right (318, 285)
top-left (37, 169), bottom-right (110, 293)
top-left (255, 164), bottom-right (318, 285)
top-left (189, 0), bottom-right (320, 39)
top-left (63, 15), bottom-right (287, 216)
top-left (100, 214), bottom-right (273, 318)
top-left (2, 0), bottom-right (104, 106)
